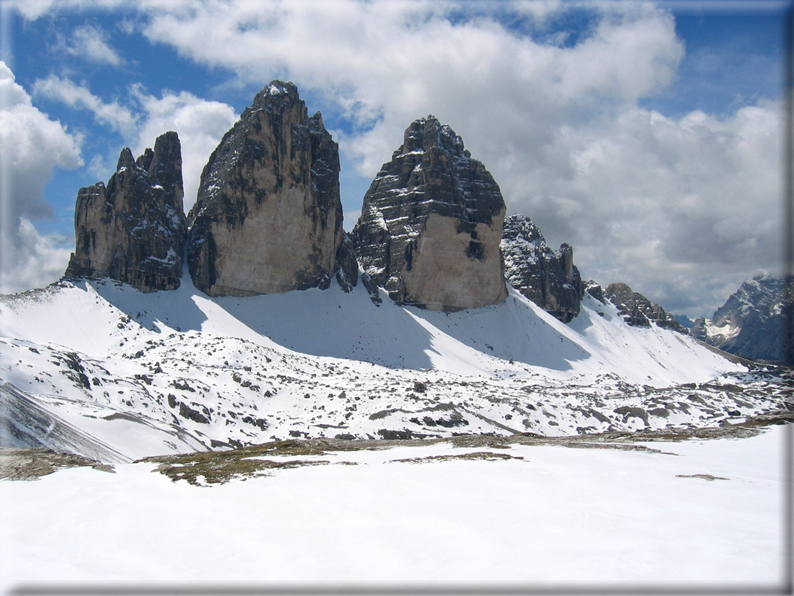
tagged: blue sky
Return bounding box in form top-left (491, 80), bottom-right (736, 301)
top-left (0, 0), bottom-right (789, 318)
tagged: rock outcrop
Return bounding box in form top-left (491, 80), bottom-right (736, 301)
top-left (501, 214), bottom-right (584, 322)
top-left (351, 116), bottom-right (507, 311)
top-left (64, 132), bottom-right (186, 292)
top-left (604, 282), bottom-right (687, 332)
top-left (187, 81), bottom-right (350, 297)
top-left (693, 274), bottom-right (793, 363)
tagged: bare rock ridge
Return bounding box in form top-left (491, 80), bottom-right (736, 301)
top-left (603, 282), bottom-right (687, 333)
top-left (187, 81), bottom-right (351, 296)
top-left (352, 116), bottom-right (507, 311)
top-left (501, 214), bottom-right (584, 322)
top-left (64, 132), bottom-right (186, 292)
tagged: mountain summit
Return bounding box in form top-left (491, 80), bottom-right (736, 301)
top-left (187, 81), bottom-right (347, 297)
top-left (64, 132), bottom-right (186, 292)
top-left (693, 274), bottom-right (793, 363)
top-left (352, 116), bottom-right (507, 311)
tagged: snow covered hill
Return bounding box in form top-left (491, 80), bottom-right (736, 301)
top-left (1, 273), bottom-right (789, 461)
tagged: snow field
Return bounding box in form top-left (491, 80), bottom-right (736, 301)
top-left (0, 425), bottom-right (786, 590)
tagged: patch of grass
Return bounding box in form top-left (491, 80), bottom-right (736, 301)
top-left (0, 448), bottom-right (113, 481)
top-left (390, 451), bottom-right (523, 464)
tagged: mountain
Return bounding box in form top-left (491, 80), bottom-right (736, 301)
top-left (187, 81), bottom-right (349, 297)
top-left (352, 116), bottom-right (507, 311)
top-left (692, 274), bottom-right (793, 363)
top-left (501, 214), bottom-right (584, 322)
top-left (3, 79), bottom-right (790, 465)
top-left (64, 132), bottom-right (186, 292)
top-left (602, 282), bottom-right (687, 333)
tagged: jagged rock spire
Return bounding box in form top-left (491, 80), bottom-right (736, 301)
top-left (501, 214), bottom-right (585, 322)
top-left (64, 131), bottom-right (187, 292)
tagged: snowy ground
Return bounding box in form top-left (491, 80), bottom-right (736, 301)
top-left (0, 424), bottom-right (789, 592)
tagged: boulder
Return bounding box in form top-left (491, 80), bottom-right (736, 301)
top-left (501, 214), bottom-right (584, 322)
top-left (187, 81), bottom-right (349, 296)
top-left (64, 132), bottom-right (186, 292)
top-left (351, 116), bottom-right (506, 311)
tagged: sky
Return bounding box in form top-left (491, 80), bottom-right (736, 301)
top-left (0, 0), bottom-right (789, 318)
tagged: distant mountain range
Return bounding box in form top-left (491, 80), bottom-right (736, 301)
top-left (690, 275), bottom-right (792, 364)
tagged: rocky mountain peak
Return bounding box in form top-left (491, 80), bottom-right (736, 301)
top-left (604, 282), bottom-right (686, 333)
top-left (501, 214), bottom-right (584, 322)
top-left (64, 132), bottom-right (187, 292)
top-left (694, 274), bottom-right (793, 363)
top-left (352, 115), bottom-right (507, 311)
top-left (187, 80), bottom-right (350, 297)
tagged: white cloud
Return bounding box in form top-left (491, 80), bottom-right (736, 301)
top-left (0, 218), bottom-right (72, 294)
top-left (30, 70), bottom-right (238, 213)
top-left (58, 24), bottom-right (125, 66)
top-left (0, 62), bottom-right (82, 294)
top-left (130, 88), bottom-right (238, 212)
top-left (32, 75), bottom-right (139, 137)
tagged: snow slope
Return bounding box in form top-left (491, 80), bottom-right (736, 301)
top-left (0, 275), bottom-right (788, 460)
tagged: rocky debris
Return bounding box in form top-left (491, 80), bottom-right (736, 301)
top-left (501, 214), bottom-right (584, 322)
top-left (351, 116), bottom-right (507, 311)
top-left (693, 274), bottom-right (793, 364)
top-left (604, 282), bottom-right (687, 333)
top-left (187, 81), bottom-right (347, 296)
top-left (64, 132), bottom-right (186, 292)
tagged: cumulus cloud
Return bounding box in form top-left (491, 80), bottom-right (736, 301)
top-left (57, 24), bottom-right (125, 66)
top-left (0, 219), bottom-right (72, 294)
top-left (0, 61), bottom-right (82, 293)
top-left (130, 88), bottom-right (237, 212)
top-left (31, 75), bottom-right (238, 211)
top-left (32, 75), bottom-right (139, 137)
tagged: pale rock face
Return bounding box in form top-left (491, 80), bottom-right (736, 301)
top-left (352, 116), bottom-right (507, 311)
top-left (64, 132), bottom-right (186, 292)
top-left (187, 81), bottom-right (348, 297)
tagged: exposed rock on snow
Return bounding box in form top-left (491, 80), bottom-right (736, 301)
top-left (501, 214), bottom-right (584, 322)
top-left (692, 274), bottom-right (793, 364)
top-left (604, 282), bottom-right (687, 333)
top-left (64, 132), bottom-right (187, 292)
top-left (351, 116), bottom-right (507, 311)
top-left (187, 81), bottom-right (347, 297)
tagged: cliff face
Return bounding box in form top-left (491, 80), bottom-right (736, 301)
top-left (64, 132), bottom-right (186, 292)
top-left (351, 116), bottom-right (507, 311)
top-left (187, 81), bottom-right (349, 297)
top-left (501, 214), bottom-right (584, 322)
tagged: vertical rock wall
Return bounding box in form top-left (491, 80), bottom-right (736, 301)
top-left (64, 132), bottom-right (186, 292)
top-left (352, 116), bottom-right (507, 311)
top-left (187, 81), bottom-right (348, 297)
